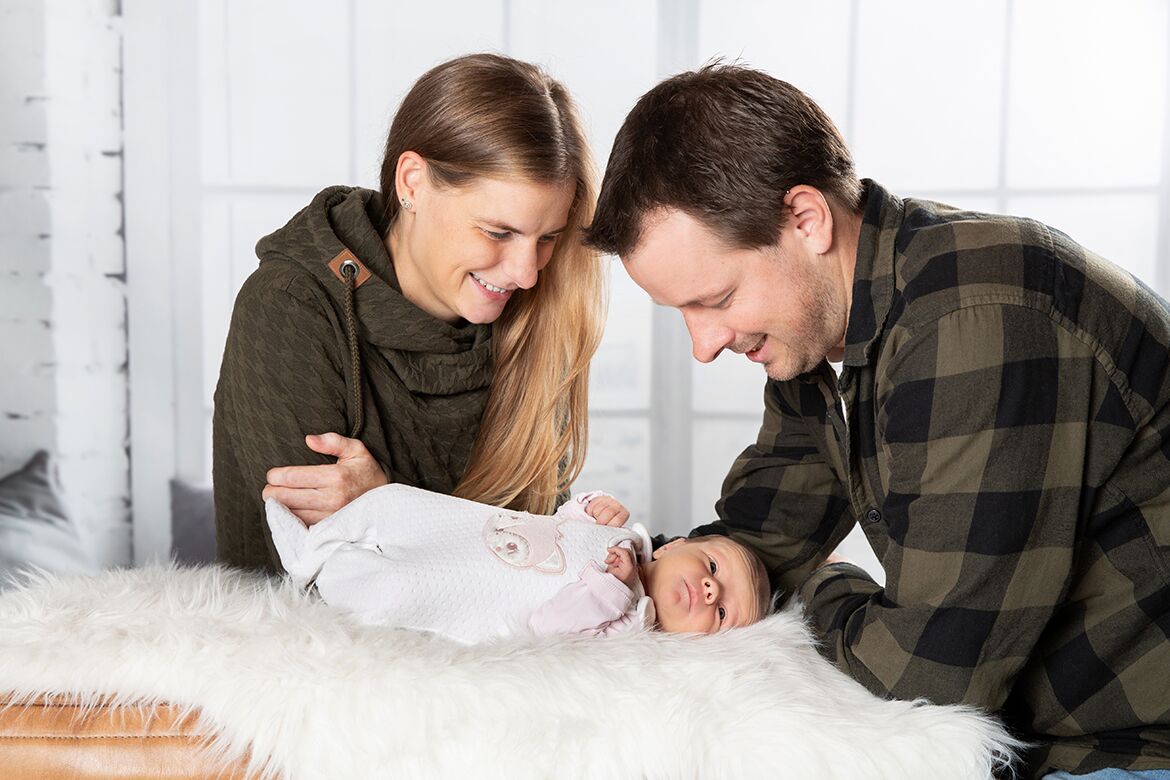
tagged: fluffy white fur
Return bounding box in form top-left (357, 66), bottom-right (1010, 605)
top-left (0, 565), bottom-right (1021, 779)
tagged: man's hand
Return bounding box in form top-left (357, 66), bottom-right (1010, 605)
top-left (261, 433), bottom-right (388, 525)
top-left (585, 495), bottom-right (630, 527)
top-left (604, 545), bottom-right (638, 588)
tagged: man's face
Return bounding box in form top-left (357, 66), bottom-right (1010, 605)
top-left (622, 209), bottom-right (848, 381)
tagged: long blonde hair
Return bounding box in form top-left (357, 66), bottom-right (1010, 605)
top-left (380, 53), bottom-right (605, 514)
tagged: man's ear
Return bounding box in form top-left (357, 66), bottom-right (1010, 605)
top-left (652, 537), bottom-right (688, 560)
top-left (783, 185), bottom-right (834, 255)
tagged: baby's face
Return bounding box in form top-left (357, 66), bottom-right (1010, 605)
top-left (641, 536), bottom-right (764, 634)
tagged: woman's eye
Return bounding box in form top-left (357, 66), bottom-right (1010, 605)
top-left (537, 234), bottom-right (558, 244)
top-left (484, 230), bottom-right (510, 240)
top-left (718, 606), bottom-right (726, 622)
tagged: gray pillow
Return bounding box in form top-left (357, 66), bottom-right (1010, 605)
top-left (171, 478), bottom-right (215, 564)
top-left (0, 451), bottom-right (100, 587)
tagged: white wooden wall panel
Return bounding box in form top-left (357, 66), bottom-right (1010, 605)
top-left (589, 271), bottom-right (653, 411)
top-left (693, 351), bottom-right (770, 414)
top-left (690, 417), bottom-right (759, 522)
top-left (576, 417), bottom-right (652, 526)
top-left (698, 0), bottom-right (853, 130)
top-left (510, 0), bottom-right (660, 161)
top-left (219, 1), bottom-right (351, 187)
top-left (352, 1), bottom-right (506, 188)
top-left (852, 0), bottom-right (1008, 192)
top-left (200, 199), bottom-right (232, 416)
top-left (1008, 0), bottom-right (1167, 188)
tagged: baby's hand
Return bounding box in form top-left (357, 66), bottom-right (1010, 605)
top-left (585, 495), bottom-right (630, 527)
top-left (605, 545), bottom-right (638, 588)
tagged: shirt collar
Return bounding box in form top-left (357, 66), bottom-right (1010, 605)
top-left (841, 179), bottom-right (905, 367)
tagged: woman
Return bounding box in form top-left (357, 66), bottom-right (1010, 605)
top-left (213, 53), bottom-right (605, 572)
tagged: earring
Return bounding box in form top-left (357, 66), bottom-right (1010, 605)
top-left (400, 197), bottom-right (412, 211)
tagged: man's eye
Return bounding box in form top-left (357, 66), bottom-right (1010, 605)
top-left (718, 606), bottom-right (726, 622)
top-left (714, 292), bottom-right (733, 309)
top-left (484, 230), bottom-right (510, 240)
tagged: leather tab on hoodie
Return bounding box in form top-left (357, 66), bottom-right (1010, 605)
top-left (327, 249), bottom-right (373, 289)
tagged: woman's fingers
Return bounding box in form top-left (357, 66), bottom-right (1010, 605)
top-left (266, 463), bottom-right (343, 489)
top-left (304, 432), bottom-right (370, 461)
top-left (261, 484), bottom-right (340, 512)
top-left (264, 434), bottom-right (389, 519)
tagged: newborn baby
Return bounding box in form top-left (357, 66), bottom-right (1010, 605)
top-left (266, 484), bottom-right (771, 644)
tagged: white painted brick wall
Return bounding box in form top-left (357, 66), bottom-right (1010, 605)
top-left (0, 0), bottom-right (129, 566)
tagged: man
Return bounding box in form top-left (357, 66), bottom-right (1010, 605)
top-left (584, 63), bottom-right (1170, 779)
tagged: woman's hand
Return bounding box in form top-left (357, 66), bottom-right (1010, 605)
top-left (584, 495), bottom-right (630, 527)
top-left (261, 433), bottom-right (388, 525)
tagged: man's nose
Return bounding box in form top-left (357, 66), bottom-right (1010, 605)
top-left (682, 311), bottom-right (733, 363)
top-left (702, 575), bottom-right (720, 604)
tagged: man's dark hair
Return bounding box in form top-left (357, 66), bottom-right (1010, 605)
top-left (584, 62), bottom-right (863, 257)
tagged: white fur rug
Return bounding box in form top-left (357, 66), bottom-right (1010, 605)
top-left (0, 565), bottom-right (1020, 779)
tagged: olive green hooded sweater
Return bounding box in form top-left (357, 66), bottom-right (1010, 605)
top-left (213, 186), bottom-right (492, 572)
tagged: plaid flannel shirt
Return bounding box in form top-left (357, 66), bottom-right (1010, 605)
top-left (697, 180), bottom-right (1170, 777)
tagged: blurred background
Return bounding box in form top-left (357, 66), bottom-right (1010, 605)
top-left (2, 0), bottom-right (1167, 583)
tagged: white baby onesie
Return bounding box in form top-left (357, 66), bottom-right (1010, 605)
top-left (265, 483), bottom-right (653, 644)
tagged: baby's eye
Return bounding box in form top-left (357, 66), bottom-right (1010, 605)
top-left (718, 606), bottom-right (726, 622)
top-left (708, 558), bottom-right (717, 575)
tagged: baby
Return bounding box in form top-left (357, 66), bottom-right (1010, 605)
top-left (266, 483), bottom-right (772, 643)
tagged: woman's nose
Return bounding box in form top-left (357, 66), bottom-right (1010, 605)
top-left (505, 242), bottom-right (541, 289)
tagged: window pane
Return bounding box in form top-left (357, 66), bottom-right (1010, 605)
top-left (509, 0), bottom-right (659, 161)
top-left (591, 267), bottom-right (653, 410)
top-left (210, 1), bottom-right (352, 187)
top-left (577, 416), bottom-right (651, 529)
top-left (853, 0), bottom-right (1008, 190)
top-left (698, 0), bottom-right (853, 127)
top-left (1007, 0), bottom-right (1167, 188)
top-left (353, 1), bottom-right (506, 188)
top-left (691, 417), bottom-right (761, 530)
top-left (692, 348), bottom-right (769, 414)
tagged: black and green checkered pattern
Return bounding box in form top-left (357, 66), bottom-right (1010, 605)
top-left (699, 180), bottom-right (1170, 777)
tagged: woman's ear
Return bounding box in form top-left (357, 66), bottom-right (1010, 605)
top-left (395, 151), bottom-right (428, 210)
top-left (651, 537), bottom-right (688, 560)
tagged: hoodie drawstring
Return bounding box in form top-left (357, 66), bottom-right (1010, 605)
top-left (339, 259), bottom-right (364, 438)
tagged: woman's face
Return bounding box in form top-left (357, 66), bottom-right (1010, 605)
top-left (389, 168), bottom-right (576, 325)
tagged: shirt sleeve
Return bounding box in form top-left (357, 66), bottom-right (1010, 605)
top-left (798, 304), bottom-right (1094, 710)
top-left (697, 375), bottom-right (855, 594)
top-left (528, 561), bottom-right (638, 636)
top-left (212, 264), bottom-right (356, 572)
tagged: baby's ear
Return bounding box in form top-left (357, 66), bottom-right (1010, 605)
top-left (651, 537), bottom-right (687, 560)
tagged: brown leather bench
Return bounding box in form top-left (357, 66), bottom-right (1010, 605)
top-left (0, 695), bottom-right (257, 780)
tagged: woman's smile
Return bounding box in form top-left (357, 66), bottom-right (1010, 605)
top-left (469, 271), bottom-right (511, 296)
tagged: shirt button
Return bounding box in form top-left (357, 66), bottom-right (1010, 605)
top-left (865, 508), bottom-right (882, 524)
